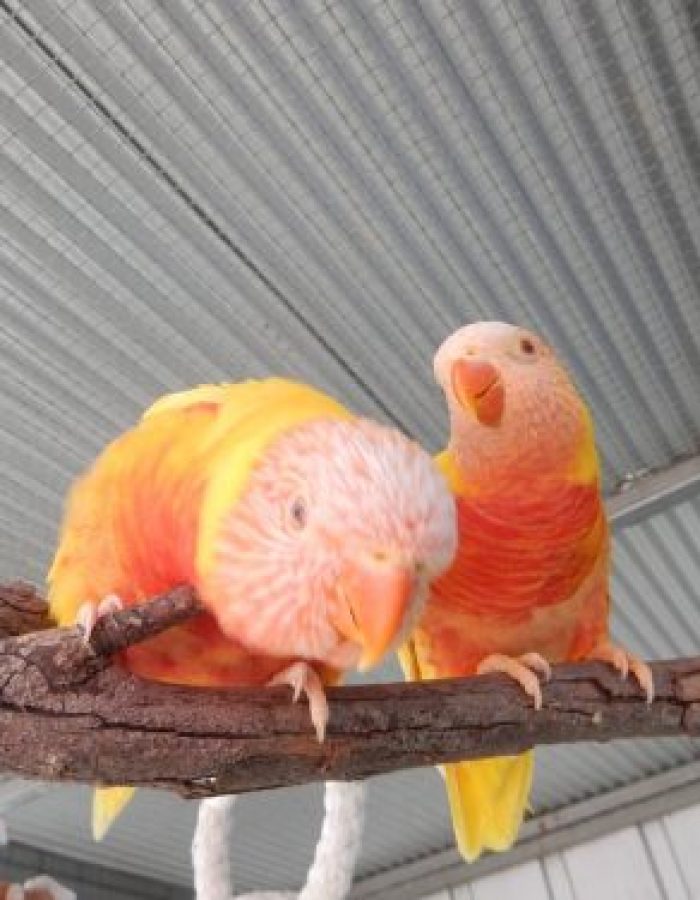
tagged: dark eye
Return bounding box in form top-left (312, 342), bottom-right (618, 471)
top-left (520, 337), bottom-right (536, 355)
top-left (289, 497), bottom-right (307, 530)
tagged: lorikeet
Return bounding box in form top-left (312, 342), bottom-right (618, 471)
top-left (49, 378), bottom-right (457, 839)
top-left (399, 322), bottom-right (652, 862)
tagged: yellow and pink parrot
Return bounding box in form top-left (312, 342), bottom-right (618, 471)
top-left (400, 322), bottom-right (653, 862)
top-left (48, 378), bottom-right (457, 840)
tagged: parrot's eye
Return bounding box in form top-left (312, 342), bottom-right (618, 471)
top-left (289, 497), bottom-right (308, 530)
top-left (520, 337), bottom-right (536, 355)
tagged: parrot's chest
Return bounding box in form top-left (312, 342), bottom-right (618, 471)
top-left (441, 485), bottom-right (604, 609)
top-left (421, 485), bottom-right (607, 674)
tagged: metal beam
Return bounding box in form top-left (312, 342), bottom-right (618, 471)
top-left (351, 759), bottom-right (700, 899)
top-left (607, 454), bottom-right (700, 530)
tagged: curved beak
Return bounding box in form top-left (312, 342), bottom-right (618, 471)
top-left (451, 358), bottom-right (504, 426)
top-left (333, 555), bottom-right (416, 671)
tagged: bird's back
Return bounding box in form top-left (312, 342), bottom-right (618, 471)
top-left (47, 380), bottom-right (350, 686)
top-left (48, 395), bottom-right (221, 625)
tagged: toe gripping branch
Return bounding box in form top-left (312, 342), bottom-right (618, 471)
top-left (0, 583), bottom-right (202, 690)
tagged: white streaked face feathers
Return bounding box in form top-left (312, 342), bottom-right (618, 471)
top-left (206, 418), bottom-right (457, 668)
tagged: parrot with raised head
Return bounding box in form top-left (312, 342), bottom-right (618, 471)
top-left (399, 322), bottom-right (653, 862)
top-left (48, 378), bottom-right (457, 841)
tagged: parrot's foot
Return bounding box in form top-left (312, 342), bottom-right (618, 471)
top-left (588, 639), bottom-right (654, 703)
top-left (269, 662), bottom-right (329, 742)
top-left (75, 594), bottom-right (123, 644)
top-left (476, 652), bottom-right (551, 710)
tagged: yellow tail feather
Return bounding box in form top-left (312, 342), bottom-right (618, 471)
top-left (444, 751), bottom-right (533, 862)
top-left (92, 786), bottom-right (136, 841)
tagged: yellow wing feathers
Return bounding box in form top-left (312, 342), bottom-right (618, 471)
top-left (444, 754), bottom-right (534, 862)
top-left (399, 627), bottom-right (533, 862)
top-left (92, 787), bottom-right (136, 842)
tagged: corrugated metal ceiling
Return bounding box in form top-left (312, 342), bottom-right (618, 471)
top-left (1, 0), bottom-right (700, 894)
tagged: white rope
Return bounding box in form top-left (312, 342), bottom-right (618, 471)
top-left (297, 781), bottom-right (366, 900)
top-left (193, 795), bottom-right (237, 900)
top-left (192, 781), bottom-right (366, 900)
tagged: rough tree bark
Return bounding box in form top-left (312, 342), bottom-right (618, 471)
top-left (0, 583), bottom-right (697, 798)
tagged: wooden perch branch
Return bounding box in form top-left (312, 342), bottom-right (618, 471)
top-left (0, 583), bottom-right (698, 798)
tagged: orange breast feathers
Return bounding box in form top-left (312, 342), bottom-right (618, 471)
top-left (436, 481), bottom-right (608, 617)
top-left (413, 475), bottom-right (610, 678)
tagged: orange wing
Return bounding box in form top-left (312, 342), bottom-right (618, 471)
top-left (48, 399), bottom-right (218, 624)
top-left (47, 396), bottom-right (269, 686)
top-left (48, 388), bottom-right (279, 686)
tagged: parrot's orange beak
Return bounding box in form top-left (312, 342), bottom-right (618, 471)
top-left (451, 358), bottom-right (504, 426)
top-left (333, 556), bottom-right (416, 671)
